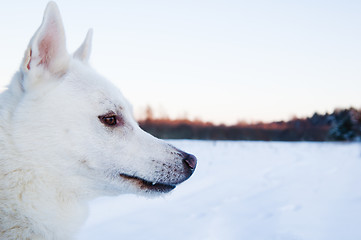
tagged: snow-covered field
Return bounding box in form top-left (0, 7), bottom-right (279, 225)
top-left (77, 140), bottom-right (361, 240)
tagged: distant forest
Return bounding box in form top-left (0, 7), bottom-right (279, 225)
top-left (138, 107), bottom-right (361, 141)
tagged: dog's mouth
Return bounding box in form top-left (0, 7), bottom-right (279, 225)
top-left (119, 173), bottom-right (176, 193)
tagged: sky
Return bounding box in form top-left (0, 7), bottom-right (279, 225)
top-left (1, 0), bottom-right (361, 125)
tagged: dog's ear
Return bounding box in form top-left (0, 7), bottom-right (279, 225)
top-left (73, 29), bottom-right (93, 62)
top-left (22, 2), bottom-right (69, 75)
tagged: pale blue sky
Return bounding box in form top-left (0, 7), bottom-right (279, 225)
top-left (1, 0), bottom-right (361, 124)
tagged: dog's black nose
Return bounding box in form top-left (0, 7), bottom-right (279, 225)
top-left (183, 154), bottom-right (197, 171)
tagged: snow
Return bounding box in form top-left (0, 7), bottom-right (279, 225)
top-left (77, 140), bottom-right (361, 240)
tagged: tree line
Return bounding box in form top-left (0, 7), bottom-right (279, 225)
top-left (138, 107), bottom-right (361, 141)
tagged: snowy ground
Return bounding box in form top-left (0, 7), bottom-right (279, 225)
top-left (77, 140), bottom-right (361, 240)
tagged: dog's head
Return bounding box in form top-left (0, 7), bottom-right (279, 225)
top-left (10, 2), bottom-right (196, 196)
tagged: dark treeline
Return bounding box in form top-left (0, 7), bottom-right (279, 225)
top-left (138, 107), bottom-right (361, 141)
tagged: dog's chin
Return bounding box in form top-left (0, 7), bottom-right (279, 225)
top-left (119, 174), bottom-right (176, 194)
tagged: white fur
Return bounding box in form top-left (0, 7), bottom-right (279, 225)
top-left (0, 2), bottom-right (195, 239)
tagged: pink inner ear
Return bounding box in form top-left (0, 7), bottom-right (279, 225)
top-left (38, 35), bottom-right (53, 67)
top-left (37, 22), bottom-right (58, 68)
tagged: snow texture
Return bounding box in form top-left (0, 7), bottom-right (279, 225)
top-left (77, 140), bottom-right (361, 240)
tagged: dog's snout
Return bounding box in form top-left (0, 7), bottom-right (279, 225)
top-left (183, 153), bottom-right (197, 171)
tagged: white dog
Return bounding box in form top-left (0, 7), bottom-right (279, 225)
top-left (0, 2), bottom-right (196, 239)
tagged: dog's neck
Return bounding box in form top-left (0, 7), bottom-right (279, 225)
top-left (0, 155), bottom-right (90, 239)
top-left (0, 165), bottom-right (89, 239)
top-left (0, 79), bottom-right (90, 239)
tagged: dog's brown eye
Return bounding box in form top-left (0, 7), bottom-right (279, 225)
top-left (99, 114), bottom-right (119, 127)
top-left (103, 116), bottom-right (117, 126)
